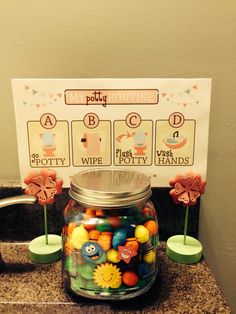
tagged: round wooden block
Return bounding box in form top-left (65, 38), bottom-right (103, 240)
top-left (166, 235), bottom-right (202, 264)
top-left (29, 234), bottom-right (62, 264)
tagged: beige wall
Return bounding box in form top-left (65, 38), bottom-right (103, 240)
top-left (1, 0), bottom-right (236, 311)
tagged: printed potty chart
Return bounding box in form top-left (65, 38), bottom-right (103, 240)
top-left (12, 78), bottom-right (211, 187)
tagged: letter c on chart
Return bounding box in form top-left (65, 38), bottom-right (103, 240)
top-left (126, 112), bottom-right (141, 128)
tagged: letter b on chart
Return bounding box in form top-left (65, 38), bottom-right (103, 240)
top-left (72, 113), bottom-right (111, 166)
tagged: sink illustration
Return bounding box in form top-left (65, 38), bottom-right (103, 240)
top-left (163, 134), bottom-right (187, 149)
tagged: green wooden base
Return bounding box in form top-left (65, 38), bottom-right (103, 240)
top-left (166, 235), bottom-right (202, 264)
top-left (29, 234), bottom-right (62, 264)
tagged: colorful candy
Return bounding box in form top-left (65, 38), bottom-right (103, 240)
top-left (63, 203), bottom-right (158, 298)
top-left (71, 277), bottom-right (86, 291)
top-left (125, 237), bottom-right (139, 251)
top-left (67, 222), bottom-right (76, 237)
top-left (71, 225), bottom-right (89, 249)
top-left (118, 245), bottom-right (137, 264)
top-left (122, 271), bottom-right (139, 286)
top-left (108, 216), bottom-right (121, 228)
top-left (135, 225), bottom-right (149, 243)
top-left (85, 279), bottom-right (99, 290)
top-left (112, 228), bottom-right (127, 249)
top-left (107, 248), bottom-right (121, 263)
top-left (79, 262), bottom-right (96, 280)
top-left (143, 220), bottom-right (158, 236)
top-left (64, 256), bottom-right (73, 273)
top-left (85, 208), bottom-right (95, 218)
top-left (89, 229), bottom-right (100, 240)
top-left (96, 219), bottom-right (112, 232)
top-left (143, 249), bottom-right (156, 264)
top-left (64, 239), bottom-right (74, 256)
top-left (81, 242), bottom-right (103, 263)
top-left (138, 262), bottom-right (150, 277)
top-left (93, 263), bottom-right (122, 289)
top-left (98, 232), bottom-right (112, 251)
top-left (95, 209), bottom-right (105, 217)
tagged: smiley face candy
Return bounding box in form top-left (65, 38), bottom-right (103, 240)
top-left (118, 245), bottom-right (137, 264)
top-left (93, 263), bottom-right (122, 289)
top-left (81, 242), bottom-right (103, 263)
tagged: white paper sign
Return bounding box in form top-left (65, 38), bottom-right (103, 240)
top-left (12, 78), bottom-right (211, 187)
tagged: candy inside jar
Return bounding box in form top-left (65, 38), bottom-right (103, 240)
top-left (62, 169), bottom-right (159, 300)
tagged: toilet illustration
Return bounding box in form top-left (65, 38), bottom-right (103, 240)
top-left (40, 132), bottom-right (56, 157)
top-left (133, 130), bottom-right (148, 156)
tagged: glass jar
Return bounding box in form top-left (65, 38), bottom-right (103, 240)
top-left (62, 169), bottom-right (159, 300)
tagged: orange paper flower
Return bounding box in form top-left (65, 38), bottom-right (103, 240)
top-left (24, 169), bottom-right (63, 205)
top-left (169, 172), bottom-right (206, 206)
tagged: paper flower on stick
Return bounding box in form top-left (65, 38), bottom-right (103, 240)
top-left (169, 172), bottom-right (206, 206)
top-left (24, 169), bottom-right (63, 205)
top-left (166, 172), bottom-right (206, 264)
top-left (24, 169), bottom-right (63, 253)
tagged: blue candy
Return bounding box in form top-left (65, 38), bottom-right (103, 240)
top-left (138, 262), bottom-right (150, 277)
top-left (112, 228), bottom-right (127, 249)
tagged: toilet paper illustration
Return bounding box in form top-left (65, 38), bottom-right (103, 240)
top-left (40, 132), bottom-right (56, 157)
top-left (81, 133), bottom-right (101, 156)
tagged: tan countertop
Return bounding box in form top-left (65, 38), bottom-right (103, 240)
top-left (0, 242), bottom-right (231, 314)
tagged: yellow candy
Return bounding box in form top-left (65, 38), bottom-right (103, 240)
top-left (144, 250), bottom-right (156, 263)
top-left (107, 249), bottom-right (121, 263)
top-left (135, 225), bottom-right (149, 243)
top-left (71, 224), bottom-right (89, 249)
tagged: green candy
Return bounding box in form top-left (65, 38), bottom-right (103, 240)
top-left (85, 279), bottom-right (100, 290)
top-left (137, 278), bottom-right (147, 288)
top-left (65, 257), bottom-right (77, 275)
top-left (108, 284), bottom-right (126, 294)
top-left (71, 276), bottom-right (86, 291)
top-left (64, 256), bottom-right (72, 273)
top-left (79, 262), bottom-right (95, 280)
top-left (96, 220), bottom-right (112, 232)
top-left (121, 216), bottom-right (135, 226)
top-left (151, 234), bottom-right (159, 246)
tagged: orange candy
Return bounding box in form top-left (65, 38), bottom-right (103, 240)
top-left (122, 271), bottom-right (138, 286)
top-left (67, 222), bottom-right (76, 237)
top-left (98, 232), bottom-right (112, 251)
top-left (85, 208), bottom-right (95, 218)
top-left (83, 209), bottom-right (98, 231)
top-left (96, 209), bottom-right (105, 217)
top-left (142, 207), bottom-right (150, 215)
top-left (125, 238), bottom-right (139, 251)
top-left (65, 239), bottom-right (74, 255)
top-left (143, 220), bottom-right (158, 236)
top-left (108, 216), bottom-right (121, 228)
top-left (89, 229), bottom-right (101, 240)
top-left (83, 220), bottom-right (97, 231)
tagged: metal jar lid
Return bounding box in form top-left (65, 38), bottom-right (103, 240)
top-left (69, 169), bottom-right (152, 208)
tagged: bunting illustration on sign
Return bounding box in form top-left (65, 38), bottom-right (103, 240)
top-left (23, 84), bottom-right (63, 108)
